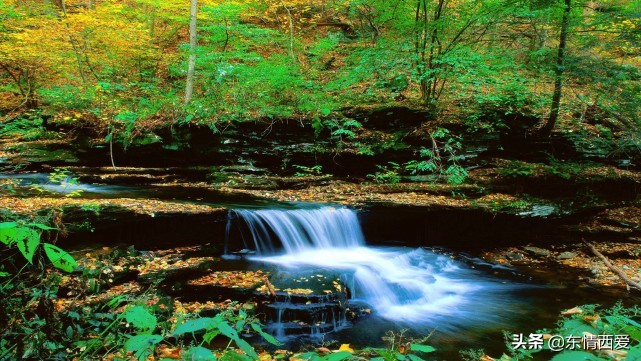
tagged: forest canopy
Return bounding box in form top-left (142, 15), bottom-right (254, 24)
top-left (0, 0), bottom-right (639, 140)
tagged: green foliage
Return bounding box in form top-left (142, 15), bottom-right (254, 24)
top-left (0, 221), bottom-right (77, 272)
top-left (498, 160), bottom-right (584, 180)
top-left (495, 302), bottom-right (641, 360)
top-left (124, 334), bottom-right (163, 360)
top-left (361, 330), bottom-right (435, 361)
top-left (367, 128), bottom-right (468, 185)
top-left (367, 162), bottom-right (401, 184)
top-left (0, 215), bottom-right (80, 359)
top-left (294, 329), bottom-right (435, 361)
top-left (0, 109), bottom-right (58, 141)
top-left (28, 168), bottom-right (85, 198)
top-left (173, 307), bottom-right (281, 359)
top-left (292, 164), bottom-right (331, 178)
top-left (404, 128), bottom-right (468, 184)
top-left (125, 306), bottom-right (157, 333)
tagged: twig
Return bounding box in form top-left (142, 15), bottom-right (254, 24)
top-left (262, 276), bottom-right (276, 298)
top-left (584, 241), bottom-right (641, 292)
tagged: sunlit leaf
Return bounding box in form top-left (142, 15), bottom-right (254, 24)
top-left (250, 323), bottom-right (282, 345)
top-left (15, 227), bottom-right (41, 263)
top-left (235, 338), bottom-right (258, 359)
top-left (125, 306), bottom-right (157, 332)
top-left (25, 223), bottom-right (57, 230)
top-left (183, 346), bottom-right (216, 360)
top-left (173, 317), bottom-right (219, 335)
top-left (0, 222), bottom-right (17, 230)
top-left (43, 243), bottom-right (78, 272)
top-left (124, 334), bottom-right (162, 361)
top-left (325, 352), bottom-right (352, 361)
top-left (409, 344), bottom-right (435, 353)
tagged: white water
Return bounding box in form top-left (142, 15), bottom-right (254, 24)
top-left (1, 173), bottom-right (116, 195)
top-left (236, 206), bottom-right (515, 328)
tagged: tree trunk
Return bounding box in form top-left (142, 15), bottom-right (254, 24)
top-left (539, 0), bottom-right (571, 137)
top-left (184, 0), bottom-right (198, 105)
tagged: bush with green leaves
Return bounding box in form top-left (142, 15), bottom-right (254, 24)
top-left (367, 162), bottom-right (401, 184)
top-left (0, 219), bottom-right (79, 359)
top-left (0, 221), bottom-right (77, 272)
top-left (404, 128), bottom-right (468, 185)
top-left (293, 164), bottom-right (331, 178)
top-left (117, 302), bottom-right (281, 361)
top-left (497, 159), bottom-right (585, 181)
top-left (25, 168), bottom-right (85, 198)
top-left (482, 302), bottom-right (641, 361)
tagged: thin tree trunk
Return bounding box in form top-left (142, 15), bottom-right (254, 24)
top-left (282, 3), bottom-right (295, 62)
top-left (88, 0), bottom-right (94, 10)
top-left (540, 0), bottom-right (571, 137)
top-left (184, 0), bottom-right (198, 104)
top-left (70, 40), bottom-right (87, 83)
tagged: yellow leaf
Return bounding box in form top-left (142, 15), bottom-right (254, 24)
top-left (561, 306), bottom-right (582, 316)
top-left (337, 344), bottom-right (354, 353)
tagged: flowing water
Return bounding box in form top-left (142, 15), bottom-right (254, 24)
top-left (232, 207), bottom-right (528, 341)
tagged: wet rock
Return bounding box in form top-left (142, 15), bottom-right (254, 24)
top-left (523, 246), bottom-right (551, 257)
top-left (506, 252), bottom-right (523, 261)
top-left (557, 251), bottom-right (578, 260)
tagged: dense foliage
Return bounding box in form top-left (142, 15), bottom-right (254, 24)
top-left (1, 0), bottom-right (639, 131)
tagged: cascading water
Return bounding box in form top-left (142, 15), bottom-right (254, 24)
top-left (234, 207), bottom-right (364, 254)
top-left (233, 206), bottom-right (519, 336)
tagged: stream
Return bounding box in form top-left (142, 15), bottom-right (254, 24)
top-left (3, 171), bottom-right (639, 359)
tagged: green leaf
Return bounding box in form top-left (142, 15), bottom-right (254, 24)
top-left (0, 222), bottom-right (17, 230)
top-left (203, 330), bottom-right (221, 343)
top-left (183, 346), bottom-right (216, 361)
top-left (124, 306), bottom-right (157, 332)
top-left (623, 325), bottom-right (641, 341)
top-left (622, 316), bottom-right (641, 328)
top-left (0, 226), bottom-right (25, 245)
top-left (173, 317), bottom-right (220, 335)
top-left (324, 352), bottom-right (352, 361)
top-left (406, 355), bottom-right (425, 361)
top-left (15, 227), bottom-right (40, 263)
top-left (124, 334), bottom-right (162, 361)
top-left (43, 243), bottom-right (78, 272)
top-left (409, 344), bottom-right (435, 353)
top-left (626, 345), bottom-right (641, 361)
top-left (234, 338), bottom-right (258, 359)
top-left (250, 323), bottom-right (282, 345)
top-left (551, 351), bottom-right (603, 361)
top-left (219, 351), bottom-right (252, 361)
top-left (217, 321), bottom-right (239, 340)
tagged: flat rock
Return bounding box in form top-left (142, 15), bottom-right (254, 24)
top-left (557, 251), bottom-right (578, 260)
top-left (523, 246), bottom-right (551, 257)
top-left (506, 252), bottom-right (523, 261)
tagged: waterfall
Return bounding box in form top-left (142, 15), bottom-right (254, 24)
top-left (234, 207), bottom-right (364, 254)
top-left (234, 206), bottom-right (515, 332)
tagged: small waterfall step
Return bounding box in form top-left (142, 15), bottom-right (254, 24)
top-left (230, 206), bottom-right (518, 336)
top-left (259, 292), bottom-right (349, 338)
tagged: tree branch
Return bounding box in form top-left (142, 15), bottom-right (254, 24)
top-left (585, 241), bottom-right (641, 292)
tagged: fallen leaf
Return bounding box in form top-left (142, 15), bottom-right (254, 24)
top-left (561, 306), bottom-right (582, 316)
top-left (337, 344), bottom-right (354, 353)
